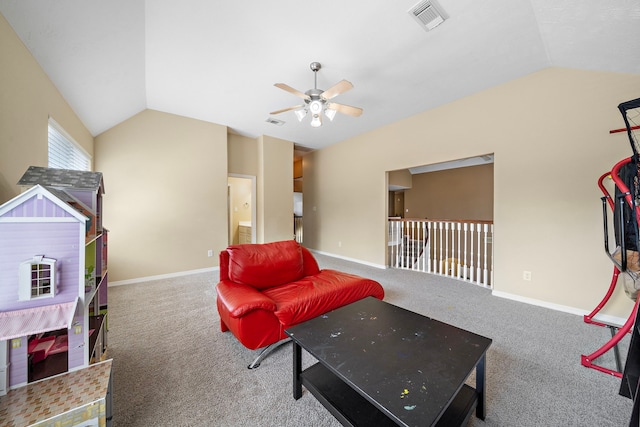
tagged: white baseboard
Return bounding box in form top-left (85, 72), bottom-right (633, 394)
top-left (109, 266), bottom-right (219, 287)
top-left (492, 290), bottom-right (626, 327)
top-left (309, 249), bottom-right (387, 270)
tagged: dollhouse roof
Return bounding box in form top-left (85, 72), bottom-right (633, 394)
top-left (18, 166), bottom-right (104, 193)
top-left (46, 187), bottom-right (93, 213)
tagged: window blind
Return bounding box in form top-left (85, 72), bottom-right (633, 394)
top-left (48, 119), bottom-right (90, 171)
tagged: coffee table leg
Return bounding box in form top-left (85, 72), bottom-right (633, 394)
top-left (476, 354), bottom-right (487, 420)
top-left (293, 341), bottom-right (302, 400)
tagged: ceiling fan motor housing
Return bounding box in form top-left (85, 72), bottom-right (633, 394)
top-left (305, 88), bottom-right (324, 103)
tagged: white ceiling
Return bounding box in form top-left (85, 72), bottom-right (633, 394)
top-left (1, 0), bottom-right (639, 151)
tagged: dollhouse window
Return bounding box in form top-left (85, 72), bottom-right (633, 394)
top-left (18, 256), bottom-right (56, 301)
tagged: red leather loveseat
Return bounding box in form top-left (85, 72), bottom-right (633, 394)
top-left (216, 240), bottom-right (384, 368)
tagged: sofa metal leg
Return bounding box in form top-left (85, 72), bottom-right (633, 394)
top-left (248, 338), bottom-right (292, 369)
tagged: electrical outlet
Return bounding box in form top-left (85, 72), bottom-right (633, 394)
top-left (523, 271), bottom-right (532, 281)
top-left (207, 249), bottom-right (213, 257)
top-left (338, 241), bottom-right (342, 248)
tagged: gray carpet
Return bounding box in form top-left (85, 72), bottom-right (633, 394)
top-left (107, 253), bottom-right (633, 426)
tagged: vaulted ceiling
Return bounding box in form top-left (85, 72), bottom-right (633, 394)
top-left (1, 0), bottom-right (639, 150)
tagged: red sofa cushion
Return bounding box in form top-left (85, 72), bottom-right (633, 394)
top-left (227, 240), bottom-right (304, 289)
top-left (262, 270), bottom-right (385, 326)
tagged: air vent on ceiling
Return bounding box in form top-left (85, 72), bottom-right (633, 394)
top-left (408, 0), bottom-right (447, 32)
top-left (266, 117), bottom-right (285, 126)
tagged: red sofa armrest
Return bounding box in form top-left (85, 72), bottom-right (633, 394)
top-left (216, 280), bottom-right (277, 318)
top-left (300, 245), bottom-right (320, 276)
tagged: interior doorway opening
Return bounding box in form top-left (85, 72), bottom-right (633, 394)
top-left (228, 174), bottom-right (256, 245)
top-left (386, 154), bottom-right (494, 287)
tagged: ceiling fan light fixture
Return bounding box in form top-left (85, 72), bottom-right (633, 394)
top-left (309, 100), bottom-right (323, 115)
top-left (310, 114), bottom-right (322, 127)
top-left (324, 108), bottom-right (337, 121)
top-left (294, 108), bottom-right (308, 122)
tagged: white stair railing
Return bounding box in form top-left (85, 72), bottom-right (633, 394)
top-left (388, 218), bottom-right (494, 288)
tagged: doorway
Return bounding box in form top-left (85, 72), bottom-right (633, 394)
top-left (385, 154), bottom-right (495, 287)
top-left (393, 192), bottom-right (405, 217)
top-left (227, 174), bottom-right (256, 245)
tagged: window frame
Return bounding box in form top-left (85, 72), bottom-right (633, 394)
top-left (19, 256), bottom-right (57, 301)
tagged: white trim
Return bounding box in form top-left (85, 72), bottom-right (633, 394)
top-left (0, 217), bottom-right (82, 223)
top-left (492, 290), bottom-right (627, 327)
top-left (9, 381), bottom-right (28, 391)
top-left (309, 249), bottom-right (387, 270)
top-left (108, 267), bottom-right (219, 287)
top-left (0, 340), bottom-right (7, 396)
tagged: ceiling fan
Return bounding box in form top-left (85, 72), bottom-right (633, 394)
top-left (270, 62), bottom-right (363, 127)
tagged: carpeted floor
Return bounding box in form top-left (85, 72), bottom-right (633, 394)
top-left (107, 253), bottom-right (633, 426)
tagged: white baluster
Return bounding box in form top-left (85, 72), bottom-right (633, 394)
top-left (469, 223), bottom-right (475, 283)
top-left (396, 221), bottom-right (404, 268)
top-left (456, 222), bottom-right (462, 279)
top-left (463, 223), bottom-right (468, 281)
top-left (490, 223), bottom-right (494, 287)
top-left (412, 220), bottom-right (417, 269)
top-left (420, 221), bottom-right (427, 272)
top-left (475, 224), bottom-right (480, 285)
top-left (426, 221), bottom-right (432, 273)
top-left (444, 222), bottom-right (450, 277)
top-left (483, 223), bottom-right (488, 286)
top-left (438, 222), bottom-right (443, 274)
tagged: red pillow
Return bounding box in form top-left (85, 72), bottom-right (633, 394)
top-left (227, 240), bottom-right (304, 289)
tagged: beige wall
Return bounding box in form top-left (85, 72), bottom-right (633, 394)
top-left (388, 169), bottom-right (412, 190)
top-left (304, 138), bottom-right (388, 258)
top-left (228, 132), bottom-right (258, 176)
top-left (94, 109), bottom-right (228, 282)
top-left (257, 135), bottom-right (293, 243)
top-left (0, 14), bottom-right (93, 203)
top-left (304, 68), bottom-right (639, 318)
top-left (404, 164), bottom-right (494, 221)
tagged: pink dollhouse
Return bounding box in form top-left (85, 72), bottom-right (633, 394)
top-left (0, 166), bottom-right (108, 395)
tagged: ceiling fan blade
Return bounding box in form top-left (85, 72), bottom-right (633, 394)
top-left (274, 83), bottom-right (310, 101)
top-left (270, 105), bottom-right (304, 115)
top-left (321, 80), bottom-right (353, 100)
top-left (327, 102), bottom-right (363, 117)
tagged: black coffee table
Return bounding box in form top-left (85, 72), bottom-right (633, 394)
top-left (285, 297), bottom-right (492, 426)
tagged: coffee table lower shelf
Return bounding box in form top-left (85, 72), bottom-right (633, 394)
top-left (300, 362), bottom-right (479, 427)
